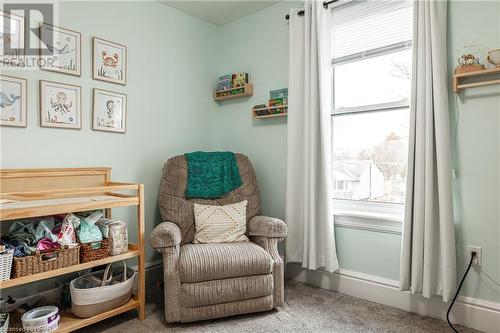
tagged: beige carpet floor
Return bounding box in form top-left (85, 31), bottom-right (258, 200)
top-left (80, 280), bottom-right (479, 333)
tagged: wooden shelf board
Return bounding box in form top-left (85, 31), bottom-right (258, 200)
top-left (0, 194), bottom-right (139, 221)
top-left (214, 84), bottom-right (253, 102)
top-left (457, 79), bottom-right (500, 91)
top-left (0, 244), bottom-right (140, 289)
top-left (453, 67), bottom-right (500, 92)
top-left (454, 66), bottom-right (500, 78)
top-left (55, 297), bottom-right (140, 333)
top-left (254, 113), bottom-right (287, 119)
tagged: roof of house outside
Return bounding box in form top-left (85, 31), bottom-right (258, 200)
top-left (333, 160), bottom-right (378, 181)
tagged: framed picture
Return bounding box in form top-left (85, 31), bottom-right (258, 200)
top-left (0, 11), bottom-right (25, 65)
top-left (0, 75), bottom-right (27, 127)
top-left (92, 88), bottom-right (127, 133)
top-left (39, 23), bottom-right (81, 76)
top-left (40, 80), bottom-right (81, 129)
top-left (92, 37), bottom-right (127, 85)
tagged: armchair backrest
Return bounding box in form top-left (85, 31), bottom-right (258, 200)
top-left (159, 153), bottom-right (261, 244)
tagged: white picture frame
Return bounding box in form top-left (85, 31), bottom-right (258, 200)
top-left (92, 37), bottom-right (127, 85)
top-left (0, 11), bottom-right (25, 65)
top-left (0, 75), bottom-right (27, 127)
top-left (92, 88), bottom-right (127, 133)
top-left (40, 80), bottom-right (82, 129)
top-left (39, 23), bottom-right (81, 76)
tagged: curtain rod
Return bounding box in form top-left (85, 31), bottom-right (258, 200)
top-left (285, 0), bottom-right (339, 20)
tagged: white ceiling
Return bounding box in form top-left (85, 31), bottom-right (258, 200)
top-left (159, 1), bottom-right (281, 26)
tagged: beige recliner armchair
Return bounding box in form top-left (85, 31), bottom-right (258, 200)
top-left (150, 153), bottom-right (287, 323)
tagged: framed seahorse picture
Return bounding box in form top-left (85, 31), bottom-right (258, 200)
top-left (0, 11), bottom-right (25, 66)
top-left (39, 23), bottom-right (81, 76)
top-left (92, 37), bottom-right (127, 85)
top-left (40, 80), bottom-right (81, 129)
top-left (0, 75), bottom-right (27, 127)
top-left (92, 88), bottom-right (127, 133)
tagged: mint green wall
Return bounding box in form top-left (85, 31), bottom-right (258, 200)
top-left (214, 0), bottom-right (500, 302)
top-left (0, 1), bottom-right (220, 263)
top-left (447, 1), bottom-right (500, 303)
top-left (1, 0), bottom-right (498, 304)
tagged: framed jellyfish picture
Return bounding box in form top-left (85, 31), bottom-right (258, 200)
top-left (92, 88), bottom-right (127, 133)
top-left (39, 23), bottom-right (81, 76)
top-left (92, 37), bottom-right (127, 85)
top-left (39, 80), bottom-right (81, 129)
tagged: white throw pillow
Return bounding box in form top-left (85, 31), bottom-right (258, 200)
top-left (193, 200), bottom-right (249, 243)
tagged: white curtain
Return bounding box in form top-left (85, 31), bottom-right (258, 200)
top-left (400, 0), bottom-right (456, 302)
top-left (285, 1), bottom-right (339, 273)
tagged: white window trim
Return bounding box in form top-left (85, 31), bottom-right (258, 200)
top-left (333, 199), bottom-right (403, 235)
top-left (331, 16), bottom-right (411, 233)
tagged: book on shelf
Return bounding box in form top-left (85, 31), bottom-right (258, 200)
top-left (270, 88), bottom-right (288, 100)
top-left (231, 73), bottom-right (249, 87)
top-left (217, 74), bottom-right (232, 91)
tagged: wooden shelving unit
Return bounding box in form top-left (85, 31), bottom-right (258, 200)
top-left (252, 105), bottom-right (288, 119)
top-left (214, 83), bottom-right (253, 101)
top-left (0, 168), bottom-right (145, 332)
top-left (453, 67), bottom-right (500, 92)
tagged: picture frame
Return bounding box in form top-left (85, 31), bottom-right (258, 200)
top-left (0, 10), bottom-right (25, 65)
top-left (0, 75), bottom-right (27, 127)
top-left (39, 23), bottom-right (81, 76)
top-left (92, 88), bottom-right (127, 133)
top-left (92, 37), bottom-right (127, 85)
top-left (40, 80), bottom-right (82, 129)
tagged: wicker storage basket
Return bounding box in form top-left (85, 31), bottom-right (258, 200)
top-left (70, 261), bottom-right (135, 318)
top-left (0, 249), bottom-right (14, 281)
top-left (79, 239), bottom-right (109, 263)
top-left (11, 246), bottom-right (79, 279)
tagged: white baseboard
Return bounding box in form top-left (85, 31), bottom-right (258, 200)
top-left (286, 263), bottom-right (500, 333)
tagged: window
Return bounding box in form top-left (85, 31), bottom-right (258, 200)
top-left (331, 1), bottom-right (412, 213)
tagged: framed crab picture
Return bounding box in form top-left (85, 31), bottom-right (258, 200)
top-left (92, 37), bottom-right (127, 85)
top-left (0, 75), bottom-right (27, 127)
top-left (40, 80), bottom-right (81, 129)
top-left (39, 23), bottom-right (81, 76)
top-left (92, 88), bottom-right (127, 133)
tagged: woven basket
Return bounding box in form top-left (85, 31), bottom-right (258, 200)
top-left (79, 239), bottom-right (109, 263)
top-left (70, 261), bottom-right (135, 318)
top-left (0, 249), bottom-right (14, 281)
top-left (11, 246), bottom-right (79, 279)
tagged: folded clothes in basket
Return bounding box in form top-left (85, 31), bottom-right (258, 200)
top-left (2, 218), bottom-right (62, 256)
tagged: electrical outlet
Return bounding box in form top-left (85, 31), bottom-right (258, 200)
top-left (466, 246), bottom-right (482, 267)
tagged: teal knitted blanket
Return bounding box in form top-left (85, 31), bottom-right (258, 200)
top-left (185, 151), bottom-right (242, 199)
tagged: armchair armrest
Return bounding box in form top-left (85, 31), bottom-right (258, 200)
top-left (150, 222), bottom-right (182, 251)
top-left (248, 215), bottom-right (287, 238)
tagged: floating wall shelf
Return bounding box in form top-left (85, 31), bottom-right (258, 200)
top-left (453, 67), bottom-right (500, 93)
top-left (252, 105), bottom-right (288, 119)
top-left (214, 84), bottom-right (253, 102)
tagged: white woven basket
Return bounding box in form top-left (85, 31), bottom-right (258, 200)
top-left (0, 249), bottom-right (14, 281)
top-left (70, 261), bottom-right (135, 318)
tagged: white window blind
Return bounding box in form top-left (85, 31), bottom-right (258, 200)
top-left (332, 0), bottom-right (413, 61)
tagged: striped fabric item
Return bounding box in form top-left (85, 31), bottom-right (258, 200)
top-left (193, 200), bottom-right (249, 243)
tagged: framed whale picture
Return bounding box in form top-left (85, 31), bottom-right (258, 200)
top-left (92, 88), bottom-right (127, 133)
top-left (92, 37), bottom-right (127, 85)
top-left (0, 75), bottom-right (27, 127)
top-left (39, 23), bottom-right (81, 76)
top-left (40, 80), bottom-right (81, 129)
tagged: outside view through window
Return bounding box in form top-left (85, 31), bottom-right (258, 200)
top-left (332, 48), bottom-right (411, 204)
